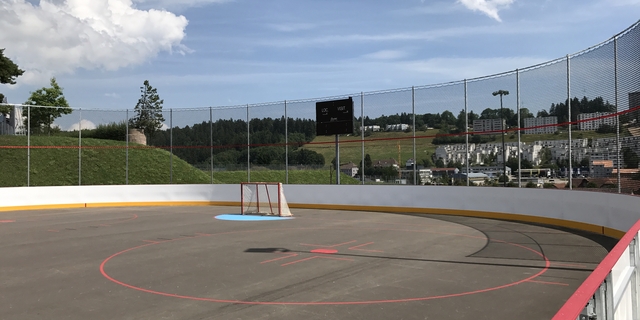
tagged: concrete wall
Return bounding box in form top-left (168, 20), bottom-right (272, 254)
top-left (1, 184), bottom-right (639, 238)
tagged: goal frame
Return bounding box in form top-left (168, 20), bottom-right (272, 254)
top-left (240, 182), bottom-right (291, 217)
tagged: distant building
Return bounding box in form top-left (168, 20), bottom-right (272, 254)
top-left (362, 125), bottom-right (381, 132)
top-left (473, 119), bottom-right (505, 135)
top-left (590, 160), bottom-right (614, 178)
top-left (385, 124), bottom-right (409, 131)
top-left (578, 112), bottom-right (617, 131)
top-left (340, 162), bottom-right (359, 178)
top-left (523, 116), bottom-right (558, 134)
top-left (462, 166), bottom-right (512, 178)
top-left (372, 158), bottom-right (399, 168)
top-left (0, 100), bottom-right (18, 135)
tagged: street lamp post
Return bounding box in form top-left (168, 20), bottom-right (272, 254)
top-left (493, 90), bottom-right (509, 187)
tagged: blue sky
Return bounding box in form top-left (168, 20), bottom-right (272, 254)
top-left (1, 0), bottom-right (639, 129)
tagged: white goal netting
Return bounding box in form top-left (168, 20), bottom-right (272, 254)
top-left (241, 182), bottom-right (292, 217)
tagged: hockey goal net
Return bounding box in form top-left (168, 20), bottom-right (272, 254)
top-left (241, 182), bottom-right (292, 217)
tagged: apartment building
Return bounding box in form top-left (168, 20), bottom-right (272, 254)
top-left (523, 116), bottom-right (558, 134)
top-left (472, 119), bottom-right (505, 135)
top-left (578, 112), bottom-right (617, 131)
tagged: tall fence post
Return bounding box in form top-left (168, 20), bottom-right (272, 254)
top-left (210, 106), bottom-right (214, 185)
top-left (247, 104), bottom-right (250, 183)
top-left (285, 100), bottom-right (288, 184)
top-left (614, 37), bottom-right (621, 194)
top-left (464, 80), bottom-right (469, 187)
top-left (78, 108), bottom-right (82, 186)
top-left (27, 105), bottom-right (30, 187)
top-left (170, 108), bottom-right (173, 184)
top-left (567, 54), bottom-right (573, 190)
top-left (361, 92), bottom-right (365, 185)
top-left (412, 87), bottom-right (417, 185)
top-left (516, 69), bottom-right (521, 188)
top-left (125, 109), bottom-right (129, 185)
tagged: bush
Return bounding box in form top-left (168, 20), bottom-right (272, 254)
top-left (525, 181), bottom-right (537, 188)
top-left (91, 121), bottom-right (127, 141)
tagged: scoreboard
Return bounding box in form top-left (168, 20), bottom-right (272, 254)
top-left (315, 97), bottom-right (354, 136)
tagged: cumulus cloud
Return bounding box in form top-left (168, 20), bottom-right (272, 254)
top-left (458, 0), bottom-right (514, 22)
top-left (66, 119), bottom-right (97, 131)
top-left (0, 0), bottom-right (189, 85)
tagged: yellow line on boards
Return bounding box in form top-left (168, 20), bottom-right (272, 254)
top-left (0, 201), bottom-right (624, 239)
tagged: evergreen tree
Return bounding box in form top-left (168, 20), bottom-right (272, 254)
top-left (130, 80), bottom-right (165, 138)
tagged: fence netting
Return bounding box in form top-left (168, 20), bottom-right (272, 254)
top-left (1, 21), bottom-right (639, 193)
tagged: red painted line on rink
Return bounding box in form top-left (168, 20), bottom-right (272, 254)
top-left (300, 240), bottom-right (357, 248)
top-left (0, 220), bottom-right (15, 223)
top-left (280, 255), bottom-right (354, 267)
top-left (47, 229), bottom-right (59, 232)
top-left (111, 214), bottom-right (138, 225)
top-left (100, 227), bottom-right (552, 305)
top-left (142, 240), bottom-right (161, 244)
top-left (527, 280), bottom-right (569, 286)
top-left (348, 242), bottom-right (383, 253)
top-left (311, 249), bottom-right (339, 254)
top-left (260, 252), bottom-right (298, 264)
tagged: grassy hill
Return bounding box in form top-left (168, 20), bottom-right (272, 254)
top-left (212, 169), bottom-right (360, 185)
top-left (0, 136), bottom-right (360, 187)
top-left (0, 135), bottom-right (214, 187)
top-left (303, 130), bottom-right (441, 167)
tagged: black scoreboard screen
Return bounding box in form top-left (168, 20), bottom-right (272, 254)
top-left (315, 97), bottom-right (354, 136)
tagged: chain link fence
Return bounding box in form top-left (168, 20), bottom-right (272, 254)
top-left (1, 21), bottom-right (639, 193)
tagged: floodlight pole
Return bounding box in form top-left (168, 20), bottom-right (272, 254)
top-left (493, 90), bottom-right (509, 187)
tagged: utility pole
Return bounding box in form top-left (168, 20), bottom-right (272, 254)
top-left (493, 90), bottom-right (510, 187)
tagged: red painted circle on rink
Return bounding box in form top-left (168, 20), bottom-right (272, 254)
top-left (100, 227), bottom-right (550, 305)
top-left (310, 248), bottom-right (338, 254)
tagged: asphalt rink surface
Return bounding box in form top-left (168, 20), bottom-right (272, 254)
top-left (0, 206), bottom-right (615, 320)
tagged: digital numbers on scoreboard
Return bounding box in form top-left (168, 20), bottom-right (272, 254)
top-left (315, 97), bottom-right (354, 136)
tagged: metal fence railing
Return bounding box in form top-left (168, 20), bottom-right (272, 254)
top-left (0, 20), bottom-right (639, 193)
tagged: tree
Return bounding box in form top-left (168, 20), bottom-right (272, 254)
top-left (0, 49), bottom-right (25, 115)
top-left (358, 154), bottom-right (373, 176)
top-left (23, 78), bottom-right (71, 134)
top-left (130, 80), bottom-right (165, 138)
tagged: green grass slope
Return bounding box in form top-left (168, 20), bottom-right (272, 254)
top-left (0, 136), bottom-right (360, 187)
top-left (0, 136), bottom-right (214, 187)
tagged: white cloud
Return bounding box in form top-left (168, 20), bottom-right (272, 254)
top-left (458, 0), bottom-right (514, 22)
top-left (362, 50), bottom-right (408, 60)
top-left (104, 93), bottom-right (120, 98)
top-left (0, 0), bottom-right (189, 85)
top-left (66, 119), bottom-right (97, 131)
